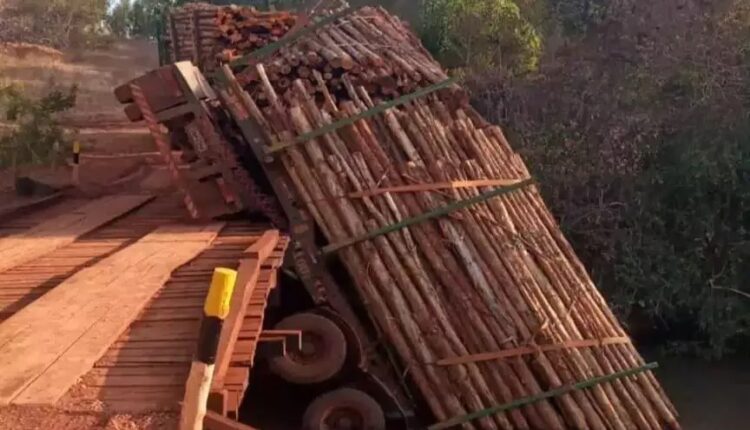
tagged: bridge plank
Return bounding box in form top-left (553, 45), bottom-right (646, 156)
top-left (0, 222), bottom-right (224, 405)
top-left (0, 194), bottom-right (154, 274)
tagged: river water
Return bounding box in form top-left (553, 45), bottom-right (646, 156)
top-left (644, 352), bottom-right (750, 429)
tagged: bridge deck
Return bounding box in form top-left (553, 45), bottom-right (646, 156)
top-left (0, 194), bottom-right (287, 428)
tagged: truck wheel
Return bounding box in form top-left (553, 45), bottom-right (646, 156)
top-left (302, 388), bottom-right (386, 430)
top-left (269, 313), bottom-right (347, 384)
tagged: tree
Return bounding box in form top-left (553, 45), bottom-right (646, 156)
top-left (546, 0), bottom-right (609, 34)
top-left (7, 0), bottom-right (109, 47)
top-left (128, 0), bottom-right (189, 38)
top-left (467, 0), bottom-right (750, 357)
top-left (108, 0), bottom-right (132, 37)
top-left (421, 0), bottom-right (542, 75)
top-left (613, 126), bottom-right (750, 357)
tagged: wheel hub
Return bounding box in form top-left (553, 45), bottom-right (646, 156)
top-left (291, 332), bottom-right (324, 364)
top-left (301, 336), bottom-right (317, 355)
top-left (323, 407), bottom-right (364, 430)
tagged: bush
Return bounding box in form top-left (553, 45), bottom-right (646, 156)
top-left (0, 85), bottom-right (78, 171)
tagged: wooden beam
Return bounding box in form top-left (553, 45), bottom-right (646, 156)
top-left (207, 389), bottom-right (228, 415)
top-left (344, 178), bottom-right (529, 199)
top-left (436, 337), bottom-right (632, 366)
top-left (130, 83), bottom-right (199, 219)
top-left (0, 223), bottom-right (224, 405)
top-left (210, 230), bottom-right (279, 390)
top-left (245, 229), bottom-right (280, 262)
top-left (210, 258), bottom-right (261, 391)
top-left (155, 102), bottom-right (198, 123)
top-left (0, 194), bottom-right (154, 274)
top-left (0, 192), bottom-right (64, 222)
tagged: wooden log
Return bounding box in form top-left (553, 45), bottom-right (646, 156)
top-left (338, 21), bottom-right (386, 67)
top-left (380, 104), bottom-right (579, 429)
top-left (479, 124), bottom-right (677, 427)
top-left (303, 37), bottom-right (341, 69)
top-left (284, 103), bottom-right (486, 427)
top-left (333, 100), bottom-right (559, 429)
top-left (316, 31), bottom-right (355, 70)
top-left (420, 105), bottom-right (612, 430)
top-left (450, 111), bottom-right (660, 430)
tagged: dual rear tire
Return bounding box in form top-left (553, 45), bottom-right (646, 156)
top-left (302, 388), bottom-right (386, 430)
top-left (269, 313), bottom-right (347, 384)
top-left (268, 313), bottom-right (385, 430)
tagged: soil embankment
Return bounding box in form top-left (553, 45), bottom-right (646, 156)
top-left (0, 39), bottom-right (166, 198)
top-left (0, 39), bottom-right (157, 121)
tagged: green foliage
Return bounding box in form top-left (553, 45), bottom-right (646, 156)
top-left (128, 0), bottom-right (153, 37)
top-left (0, 85), bottom-right (78, 170)
top-left (546, 0), bottom-right (608, 34)
top-left (421, 0), bottom-right (542, 75)
top-left (108, 0), bottom-right (132, 38)
top-left (104, 0), bottom-right (188, 39)
top-left (613, 125), bottom-right (750, 358)
top-left (8, 0), bottom-right (109, 47)
top-left (465, 0), bottom-right (750, 357)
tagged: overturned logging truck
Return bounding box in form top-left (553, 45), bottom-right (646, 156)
top-left (116, 3), bottom-right (681, 430)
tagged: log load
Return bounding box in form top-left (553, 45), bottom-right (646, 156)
top-left (163, 2), bottom-right (220, 69)
top-left (163, 3), bottom-right (299, 71)
top-left (216, 6), bottom-right (680, 430)
top-left (216, 6), bottom-right (298, 64)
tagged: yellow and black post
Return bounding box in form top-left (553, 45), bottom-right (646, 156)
top-left (71, 141), bottom-right (81, 186)
top-left (180, 267), bottom-right (237, 430)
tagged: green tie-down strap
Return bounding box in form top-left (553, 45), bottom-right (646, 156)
top-left (321, 178), bottom-right (536, 254)
top-left (429, 362), bottom-right (660, 430)
top-left (265, 77), bottom-right (459, 154)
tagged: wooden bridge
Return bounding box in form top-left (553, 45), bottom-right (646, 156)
top-left (0, 192), bottom-right (290, 429)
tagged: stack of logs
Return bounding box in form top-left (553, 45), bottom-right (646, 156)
top-left (220, 6), bottom-right (681, 430)
top-left (216, 6), bottom-right (298, 63)
top-left (164, 3), bottom-right (299, 71)
top-left (164, 2), bottom-right (220, 69)
top-left (234, 7), bottom-right (452, 108)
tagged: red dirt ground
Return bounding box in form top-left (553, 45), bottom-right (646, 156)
top-left (0, 405), bottom-right (178, 430)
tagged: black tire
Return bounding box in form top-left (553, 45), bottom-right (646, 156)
top-left (303, 388), bottom-right (386, 430)
top-left (269, 313), bottom-right (347, 384)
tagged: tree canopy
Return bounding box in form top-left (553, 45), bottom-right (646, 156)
top-left (421, 0), bottom-right (542, 75)
top-left (0, 0), bottom-right (108, 47)
top-left (107, 0), bottom-right (188, 38)
top-left (464, 0), bottom-right (750, 358)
